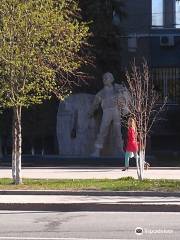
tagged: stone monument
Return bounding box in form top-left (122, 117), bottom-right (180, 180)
top-left (89, 72), bottom-right (129, 157)
top-left (56, 73), bottom-right (131, 157)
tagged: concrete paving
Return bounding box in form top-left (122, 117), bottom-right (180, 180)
top-left (0, 194), bottom-right (180, 204)
top-left (0, 192), bottom-right (180, 212)
top-left (1, 167), bottom-right (180, 212)
top-left (1, 167), bottom-right (180, 179)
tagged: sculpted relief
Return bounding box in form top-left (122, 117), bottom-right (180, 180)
top-left (57, 73), bottom-right (131, 157)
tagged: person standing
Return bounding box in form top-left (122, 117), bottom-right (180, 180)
top-left (122, 117), bottom-right (139, 171)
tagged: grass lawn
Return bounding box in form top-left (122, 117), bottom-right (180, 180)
top-left (0, 177), bottom-right (180, 192)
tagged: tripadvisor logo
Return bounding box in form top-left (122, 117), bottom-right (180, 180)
top-left (135, 227), bottom-right (143, 235)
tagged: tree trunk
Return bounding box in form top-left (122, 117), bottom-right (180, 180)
top-left (136, 155), bottom-right (141, 180)
top-left (136, 133), bottom-right (145, 180)
top-left (12, 111), bottom-right (16, 181)
top-left (12, 106), bottom-right (22, 184)
top-left (138, 150), bottom-right (145, 180)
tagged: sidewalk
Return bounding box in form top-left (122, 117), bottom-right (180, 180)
top-left (1, 167), bottom-right (180, 212)
top-left (1, 167), bottom-right (180, 179)
top-left (0, 190), bottom-right (180, 212)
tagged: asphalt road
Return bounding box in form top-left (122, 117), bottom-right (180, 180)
top-left (0, 211), bottom-right (180, 240)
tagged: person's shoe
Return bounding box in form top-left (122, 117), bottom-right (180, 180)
top-left (122, 167), bottom-right (128, 171)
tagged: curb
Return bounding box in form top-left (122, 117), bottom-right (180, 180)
top-left (1, 190), bottom-right (180, 197)
top-left (1, 166), bottom-right (180, 169)
top-left (0, 202), bottom-right (180, 212)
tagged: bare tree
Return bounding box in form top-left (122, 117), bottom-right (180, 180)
top-left (124, 60), bottom-right (167, 180)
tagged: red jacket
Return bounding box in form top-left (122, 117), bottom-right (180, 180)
top-left (125, 127), bottom-right (138, 152)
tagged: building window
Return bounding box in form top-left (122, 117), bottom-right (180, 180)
top-left (152, 0), bottom-right (164, 27)
top-left (175, 0), bottom-right (180, 28)
top-left (152, 68), bottom-right (180, 104)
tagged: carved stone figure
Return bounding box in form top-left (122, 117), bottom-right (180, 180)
top-left (89, 72), bottom-right (130, 157)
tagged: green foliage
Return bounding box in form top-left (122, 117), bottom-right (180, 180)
top-left (0, 0), bottom-right (89, 108)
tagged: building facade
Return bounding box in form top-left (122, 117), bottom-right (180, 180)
top-left (1, 0), bottom-right (180, 161)
top-left (117, 0), bottom-right (180, 151)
